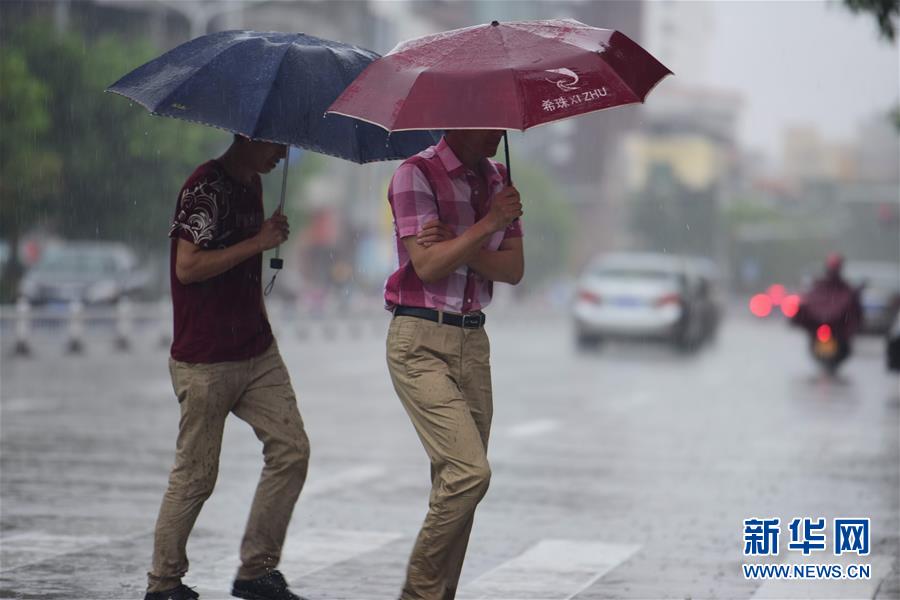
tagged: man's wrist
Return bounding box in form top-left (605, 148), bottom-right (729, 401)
top-left (473, 218), bottom-right (499, 237)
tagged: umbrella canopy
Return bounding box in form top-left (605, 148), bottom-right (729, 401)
top-left (107, 30), bottom-right (437, 163)
top-left (327, 18), bottom-right (671, 132)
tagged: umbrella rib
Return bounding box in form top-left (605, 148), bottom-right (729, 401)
top-left (391, 28), bottom-right (474, 69)
top-left (389, 27), bottom-right (495, 129)
top-left (107, 30), bottom-right (235, 111)
top-left (495, 24), bottom-right (527, 129)
top-left (383, 54), bottom-right (459, 132)
top-left (152, 37), bottom-right (247, 122)
top-left (388, 23), bottom-right (482, 58)
top-left (109, 31), bottom-right (436, 163)
top-left (249, 37), bottom-right (297, 140)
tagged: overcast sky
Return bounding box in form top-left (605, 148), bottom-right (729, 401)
top-left (697, 0), bottom-right (899, 157)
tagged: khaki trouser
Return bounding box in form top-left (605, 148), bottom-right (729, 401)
top-left (147, 340), bottom-right (310, 592)
top-left (386, 315), bottom-right (493, 600)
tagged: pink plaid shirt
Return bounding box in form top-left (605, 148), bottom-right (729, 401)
top-left (385, 137), bottom-right (523, 314)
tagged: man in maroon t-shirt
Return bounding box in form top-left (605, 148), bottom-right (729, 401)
top-left (145, 135), bottom-right (309, 600)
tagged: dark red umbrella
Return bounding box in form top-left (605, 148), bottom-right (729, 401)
top-left (327, 18), bottom-right (672, 181)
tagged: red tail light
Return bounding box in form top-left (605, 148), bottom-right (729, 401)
top-left (749, 293), bottom-right (773, 317)
top-left (780, 294), bottom-right (801, 318)
top-left (767, 283), bottom-right (786, 306)
top-left (577, 290), bottom-right (602, 304)
top-left (655, 293), bottom-right (681, 307)
top-left (816, 324), bottom-right (832, 342)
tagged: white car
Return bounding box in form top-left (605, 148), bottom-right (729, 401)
top-left (844, 261), bottom-right (900, 335)
top-left (19, 241), bottom-right (150, 306)
top-left (572, 253), bottom-right (721, 351)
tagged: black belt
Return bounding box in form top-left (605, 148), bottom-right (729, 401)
top-left (393, 306), bottom-right (486, 329)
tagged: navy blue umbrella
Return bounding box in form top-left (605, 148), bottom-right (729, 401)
top-left (108, 30), bottom-right (438, 274)
top-left (107, 30), bottom-right (437, 163)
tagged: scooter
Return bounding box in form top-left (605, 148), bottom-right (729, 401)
top-left (791, 284), bottom-right (862, 376)
top-left (808, 323), bottom-right (850, 375)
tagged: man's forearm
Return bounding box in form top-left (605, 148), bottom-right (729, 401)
top-left (409, 221), bottom-right (495, 283)
top-left (469, 248), bottom-right (524, 285)
top-left (176, 237), bottom-right (262, 284)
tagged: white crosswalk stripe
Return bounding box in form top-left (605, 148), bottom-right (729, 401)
top-left (188, 528), bottom-right (403, 597)
top-left (0, 532), bottom-right (115, 572)
top-left (183, 465), bottom-right (394, 596)
top-left (458, 539), bottom-right (640, 600)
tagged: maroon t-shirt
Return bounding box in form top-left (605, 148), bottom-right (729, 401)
top-left (168, 160), bottom-right (273, 363)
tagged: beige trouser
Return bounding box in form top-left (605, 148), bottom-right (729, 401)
top-left (147, 340), bottom-right (310, 593)
top-left (386, 315), bottom-right (493, 600)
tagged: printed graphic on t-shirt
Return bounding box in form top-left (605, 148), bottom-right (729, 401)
top-left (169, 171), bottom-right (233, 248)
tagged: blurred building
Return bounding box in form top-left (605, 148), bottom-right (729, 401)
top-left (782, 126), bottom-right (859, 184)
top-left (730, 108), bottom-right (899, 290)
top-left (856, 111), bottom-right (900, 184)
top-left (622, 84), bottom-right (742, 262)
top-left (613, 1), bottom-right (744, 270)
top-left (782, 110), bottom-right (900, 187)
top-left (642, 0), bottom-right (713, 85)
top-left (626, 86), bottom-right (741, 189)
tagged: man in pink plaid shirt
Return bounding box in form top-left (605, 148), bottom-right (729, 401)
top-left (385, 130), bottom-right (524, 600)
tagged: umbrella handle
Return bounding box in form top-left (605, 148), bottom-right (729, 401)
top-left (503, 130), bottom-right (512, 186)
top-left (270, 149), bottom-right (291, 270)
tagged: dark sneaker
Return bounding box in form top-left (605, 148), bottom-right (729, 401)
top-left (231, 570), bottom-right (306, 600)
top-left (144, 584), bottom-right (199, 600)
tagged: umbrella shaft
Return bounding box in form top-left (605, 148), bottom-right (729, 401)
top-left (274, 151), bottom-right (291, 260)
top-left (277, 151), bottom-right (290, 213)
top-left (503, 131), bottom-right (511, 186)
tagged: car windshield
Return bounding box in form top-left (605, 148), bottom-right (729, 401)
top-left (34, 249), bottom-right (119, 276)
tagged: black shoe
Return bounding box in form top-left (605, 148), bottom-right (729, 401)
top-left (231, 570), bottom-right (306, 600)
top-left (144, 585), bottom-right (199, 600)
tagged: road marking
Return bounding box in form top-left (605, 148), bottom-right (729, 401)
top-left (189, 528), bottom-right (403, 596)
top-left (183, 465), bottom-right (392, 594)
top-left (0, 465), bottom-right (388, 578)
top-left (505, 419), bottom-right (561, 439)
top-left (458, 539), bottom-right (640, 600)
top-left (282, 528), bottom-right (404, 577)
top-left (749, 555), bottom-right (893, 599)
top-left (0, 532), bottom-right (115, 572)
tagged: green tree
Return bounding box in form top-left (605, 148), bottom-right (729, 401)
top-left (0, 20), bottom-right (220, 300)
top-left (843, 0), bottom-right (899, 41)
top-left (0, 43), bottom-right (62, 295)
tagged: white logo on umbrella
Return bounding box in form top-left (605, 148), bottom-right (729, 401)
top-left (545, 68), bottom-right (581, 92)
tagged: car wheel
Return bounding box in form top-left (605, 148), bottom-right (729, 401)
top-left (576, 331), bottom-right (603, 351)
top-left (673, 322), bottom-right (701, 353)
